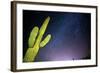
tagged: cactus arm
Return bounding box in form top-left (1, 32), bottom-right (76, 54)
top-left (28, 26), bottom-right (39, 48)
top-left (40, 34), bottom-right (51, 48)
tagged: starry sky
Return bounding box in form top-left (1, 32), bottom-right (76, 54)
top-left (23, 10), bottom-right (91, 62)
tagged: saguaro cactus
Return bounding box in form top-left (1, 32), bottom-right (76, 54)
top-left (23, 16), bottom-right (51, 62)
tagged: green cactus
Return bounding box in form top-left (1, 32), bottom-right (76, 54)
top-left (23, 16), bottom-right (51, 62)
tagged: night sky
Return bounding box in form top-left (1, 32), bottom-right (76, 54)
top-left (23, 10), bottom-right (91, 62)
